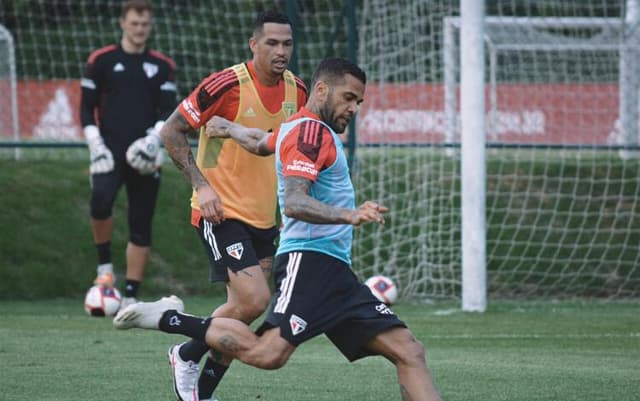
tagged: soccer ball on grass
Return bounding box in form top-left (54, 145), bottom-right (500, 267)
top-left (365, 275), bottom-right (398, 305)
top-left (84, 285), bottom-right (121, 317)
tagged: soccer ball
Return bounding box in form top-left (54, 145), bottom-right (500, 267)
top-left (365, 275), bottom-right (398, 305)
top-left (84, 285), bottom-right (121, 317)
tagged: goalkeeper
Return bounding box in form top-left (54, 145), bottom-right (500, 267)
top-left (79, 0), bottom-right (177, 307)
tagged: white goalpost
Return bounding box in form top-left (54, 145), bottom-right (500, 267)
top-left (0, 24), bottom-right (20, 158)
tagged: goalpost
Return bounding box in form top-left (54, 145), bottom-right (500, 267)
top-left (0, 24), bottom-right (20, 158)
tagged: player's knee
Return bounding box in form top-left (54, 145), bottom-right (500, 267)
top-left (244, 292), bottom-right (270, 319)
top-left (396, 337), bottom-right (426, 367)
top-left (129, 231), bottom-right (151, 247)
top-left (90, 191), bottom-right (113, 219)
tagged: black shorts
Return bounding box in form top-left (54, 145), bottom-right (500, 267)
top-left (194, 218), bottom-right (279, 283)
top-left (90, 159), bottom-right (160, 246)
top-left (257, 251), bottom-right (406, 362)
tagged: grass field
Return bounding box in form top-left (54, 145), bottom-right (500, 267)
top-left (1, 297), bottom-right (638, 401)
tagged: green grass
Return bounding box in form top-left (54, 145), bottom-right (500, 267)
top-left (0, 298), bottom-right (638, 401)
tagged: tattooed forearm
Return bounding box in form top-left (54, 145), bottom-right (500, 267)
top-left (228, 125), bottom-right (271, 156)
top-left (283, 176), bottom-right (353, 224)
top-left (161, 111), bottom-right (209, 188)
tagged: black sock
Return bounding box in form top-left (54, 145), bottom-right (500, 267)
top-left (199, 357), bottom-right (229, 399)
top-left (96, 242), bottom-right (111, 265)
top-left (159, 310), bottom-right (212, 343)
top-left (178, 339), bottom-right (209, 362)
top-left (124, 280), bottom-right (140, 298)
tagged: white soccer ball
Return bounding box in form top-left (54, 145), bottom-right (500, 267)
top-left (365, 275), bottom-right (398, 305)
top-left (84, 285), bottom-right (122, 317)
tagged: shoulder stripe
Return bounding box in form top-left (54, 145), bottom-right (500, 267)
top-left (88, 44), bottom-right (117, 64)
top-left (196, 70), bottom-right (239, 111)
top-left (203, 69), bottom-right (239, 96)
top-left (149, 50), bottom-right (176, 70)
top-left (296, 120), bottom-right (326, 162)
top-left (294, 76), bottom-right (308, 94)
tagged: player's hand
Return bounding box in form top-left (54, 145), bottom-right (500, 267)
top-left (84, 125), bottom-right (114, 174)
top-left (197, 185), bottom-right (225, 224)
top-left (126, 127), bottom-right (162, 175)
top-left (205, 116), bottom-right (233, 138)
top-left (350, 201), bottom-right (388, 226)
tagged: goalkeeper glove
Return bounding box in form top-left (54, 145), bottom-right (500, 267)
top-left (126, 121), bottom-right (164, 175)
top-left (84, 125), bottom-right (114, 174)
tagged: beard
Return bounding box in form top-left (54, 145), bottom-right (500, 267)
top-left (320, 101), bottom-right (347, 133)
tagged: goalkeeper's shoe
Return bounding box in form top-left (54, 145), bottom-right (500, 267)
top-left (93, 272), bottom-right (115, 287)
top-left (113, 295), bottom-right (184, 330)
top-left (168, 343), bottom-right (200, 401)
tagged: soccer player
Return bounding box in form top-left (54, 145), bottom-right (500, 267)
top-left (79, 0), bottom-right (176, 306)
top-left (114, 58), bottom-right (442, 401)
top-left (141, 10), bottom-right (306, 401)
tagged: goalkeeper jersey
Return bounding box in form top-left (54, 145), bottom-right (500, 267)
top-left (80, 44), bottom-right (177, 160)
top-left (179, 61), bottom-right (307, 229)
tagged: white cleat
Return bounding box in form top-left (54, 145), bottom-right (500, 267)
top-left (113, 295), bottom-right (184, 330)
top-left (168, 343), bottom-right (200, 401)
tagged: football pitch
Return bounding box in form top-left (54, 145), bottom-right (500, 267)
top-left (1, 297), bottom-right (638, 401)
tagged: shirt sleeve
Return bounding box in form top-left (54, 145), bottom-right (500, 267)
top-left (79, 57), bottom-right (100, 127)
top-left (278, 120), bottom-right (337, 182)
top-left (178, 68), bottom-right (239, 129)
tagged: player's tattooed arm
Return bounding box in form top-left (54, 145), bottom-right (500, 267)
top-left (206, 116), bottom-right (273, 156)
top-left (284, 176), bottom-right (388, 226)
top-left (283, 176), bottom-right (354, 224)
top-left (160, 109), bottom-right (208, 189)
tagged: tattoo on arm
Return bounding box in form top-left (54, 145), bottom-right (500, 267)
top-left (228, 125), bottom-right (272, 156)
top-left (283, 176), bottom-right (352, 224)
top-left (162, 111), bottom-right (208, 188)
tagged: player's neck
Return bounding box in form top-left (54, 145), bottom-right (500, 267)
top-left (121, 38), bottom-right (146, 54)
top-left (251, 61), bottom-right (280, 86)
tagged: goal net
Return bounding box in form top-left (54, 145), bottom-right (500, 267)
top-left (2, 0), bottom-right (639, 301)
top-left (355, 0), bottom-right (640, 300)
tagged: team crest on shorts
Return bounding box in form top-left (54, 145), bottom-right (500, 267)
top-left (226, 243), bottom-right (244, 260)
top-left (289, 314), bottom-right (307, 336)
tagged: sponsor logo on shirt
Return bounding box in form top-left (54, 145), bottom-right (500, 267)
top-left (181, 99), bottom-right (200, 124)
top-left (289, 314), bottom-right (307, 335)
top-left (113, 62), bottom-right (125, 72)
top-left (143, 62), bottom-right (158, 78)
top-left (286, 159), bottom-right (318, 176)
top-left (226, 242), bottom-right (244, 260)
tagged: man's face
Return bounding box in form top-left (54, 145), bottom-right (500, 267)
top-left (120, 9), bottom-right (152, 48)
top-left (320, 74), bottom-right (365, 133)
top-left (250, 22), bottom-right (294, 76)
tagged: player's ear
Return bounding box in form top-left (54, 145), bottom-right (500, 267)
top-left (315, 81), bottom-right (328, 102)
top-left (249, 36), bottom-right (257, 53)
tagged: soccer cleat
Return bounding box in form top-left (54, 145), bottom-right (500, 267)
top-left (168, 343), bottom-right (200, 401)
top-left (113, 295), bottom-right (184, 330)
top-left (119, 296), bottom-right (138, 310)
top-left (93, 271), bottom-right (115, 287)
